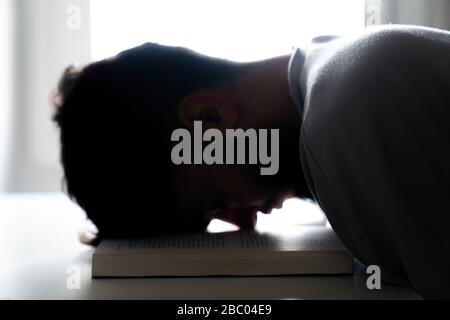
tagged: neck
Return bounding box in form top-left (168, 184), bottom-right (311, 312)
top-left (226, 55), bottom-right (311, 200)
top-left (231, 55), bottom-right (300, 131)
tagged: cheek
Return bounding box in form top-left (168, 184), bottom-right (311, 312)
top-left (222, 172), bottom-right (269, 203)
top-left (221, 168), bottom-right (255, 188)
top-left (209, 165), bottom-right (278, 205)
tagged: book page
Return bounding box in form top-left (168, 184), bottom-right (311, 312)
top-left (96, 226), bottom-right (347, 253)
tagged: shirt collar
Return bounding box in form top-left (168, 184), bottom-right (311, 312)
top-left (287, 47), bottom-right (306, 117)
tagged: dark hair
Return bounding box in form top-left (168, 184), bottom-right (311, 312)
top-left (53, 43), bottom-right (238, 242)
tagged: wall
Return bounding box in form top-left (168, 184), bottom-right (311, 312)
top-left (0, 0), bottom-right (14, 192)
top-left (366, 0), bottom-right (450, 29)
top-left (6, 0), bottom-right (91, 191)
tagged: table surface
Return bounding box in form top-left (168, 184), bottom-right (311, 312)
top-left (0, 193), bottom-right (421, 300)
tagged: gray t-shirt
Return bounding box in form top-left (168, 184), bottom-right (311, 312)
top-left (288, 25), bottom-right (450, 299)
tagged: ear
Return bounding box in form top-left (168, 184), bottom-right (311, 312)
top-left (177, 92), bottom-right (239, 130)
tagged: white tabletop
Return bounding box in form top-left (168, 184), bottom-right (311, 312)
top-left (0, 193), bottom-right (421, 300)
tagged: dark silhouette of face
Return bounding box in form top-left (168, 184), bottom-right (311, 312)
top-left (171, 125), bottom-right (309, 231)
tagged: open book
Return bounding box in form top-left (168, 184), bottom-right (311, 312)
top-left (92, 226), bottom-right (353, 277)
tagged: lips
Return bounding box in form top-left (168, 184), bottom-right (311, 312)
top-left (209, 206), bottom-right (259, 230)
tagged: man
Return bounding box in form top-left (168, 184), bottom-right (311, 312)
top-left (53, 25), bottom-right (450, 298)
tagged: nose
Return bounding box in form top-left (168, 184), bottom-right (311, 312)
top-left (210, 207), bottom-right (258, 230)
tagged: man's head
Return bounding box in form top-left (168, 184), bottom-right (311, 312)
top-left (53, 43), bottom-right (310, 241)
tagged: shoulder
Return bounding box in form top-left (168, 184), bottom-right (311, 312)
top-left (302, 25), bottom-right (450, 140)
top-left (308, 25), bottom-right (450, 96)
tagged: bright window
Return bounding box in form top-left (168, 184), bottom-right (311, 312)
top-left (90, 0), bottom-right (365, 61)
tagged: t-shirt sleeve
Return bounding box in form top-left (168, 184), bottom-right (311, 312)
top-left (301, 28), bottom-right (450, 298)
